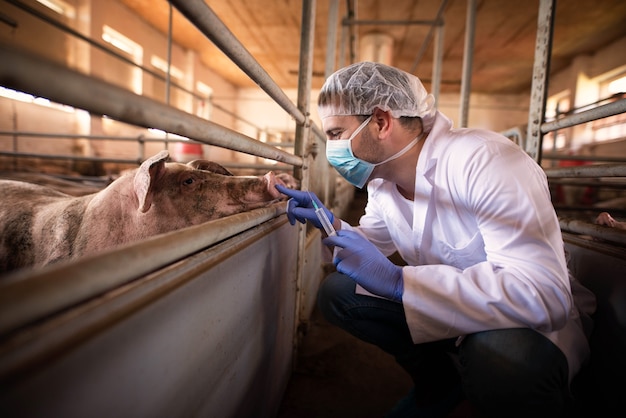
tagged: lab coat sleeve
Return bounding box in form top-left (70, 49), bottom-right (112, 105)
top-left (401, 137), bottom-right (573, 343)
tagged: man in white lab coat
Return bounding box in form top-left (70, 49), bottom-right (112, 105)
top-left (276, 61), bottom-right (595, 418)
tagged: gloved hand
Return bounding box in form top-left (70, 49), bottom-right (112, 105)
top-left (323, 230), bottom-right (403, 302)
top-left (275, 184), bottom-right (335, 230)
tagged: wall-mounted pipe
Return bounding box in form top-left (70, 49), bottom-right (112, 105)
top-left (0, 44), bottom-right (303, 167)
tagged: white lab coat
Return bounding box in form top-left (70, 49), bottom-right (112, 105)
top-left (342, 111), bottom-right (595, 382)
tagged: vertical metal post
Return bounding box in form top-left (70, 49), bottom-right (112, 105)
top-left (526, 0), bottom-right (556, 163)
top-left (325, 0), bottom-right (339, 79)
top-left (164, 2), bottom-right (174, 151)
top-left (459, 0), bottom-right (476, 128)
top-left (347, 0), bottom-right (357, 63)
top-left (323, 0), bottom-right (340, 207)
top-left (431, 23), bottom-right (445, 106)
top-left (292, 0), bottom-right (316, 363)
top-left (339, 20), bottom-right (348, 69)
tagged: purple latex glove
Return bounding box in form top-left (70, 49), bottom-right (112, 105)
top-left (323, 229), bottom-right (403, 302)
top-left (275, 184), bottom-right (335, 230)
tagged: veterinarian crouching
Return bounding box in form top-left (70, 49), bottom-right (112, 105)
top-left (276, 61), bottom-right (596, 418)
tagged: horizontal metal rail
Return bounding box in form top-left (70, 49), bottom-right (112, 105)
top-left (541, 99), bottom-right (626, 133)
top-left (343, 18), bottom-right (442, 26)
top-left (544, 163), bottom-right (626, 178)
top-left (0, 44), bottom-right (303, 167)
top-left (0, 131), bottom-right (195, 142)
top-left (0, 132), bottom-right (145, 141)
top-left (548, 179), bottom-right (626, 189)
top-left (559, 217), bottom-right (626, 246)
top-left (542, 153), bottom-right (626, 163)
top-left (0, 151), bottom-right (144, 165)
top-left (0, 203), bottom-right (287, 335)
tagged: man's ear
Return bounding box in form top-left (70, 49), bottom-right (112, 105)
top-left (372, 108), bottom-right (393, 139)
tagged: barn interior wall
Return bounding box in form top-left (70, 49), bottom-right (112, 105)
top-left (1, 0), bottom-right (625, 175)
top-left (0, 0), bottom-right (240, 174)
top-left (545, 36), bottom-right (626, 152)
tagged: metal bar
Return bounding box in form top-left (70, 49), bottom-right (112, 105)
top-left (347, 0), bottom-right (357, 63)
top-left (342, 19), bottom-right (441, 26)
top-left (500, 126), bottom-right (526, 147)
top-left (293, 0), bottom-right (316, 359)
top-left (0, 152), bottom-right (295, 171)
top-left (324, 0), bottom-right (339, 79)
top-left (526, 0), bottom-right (556, 162)
top-left (459, 0), bottom-right (476, 128)
top-left (544, 163), bottom-right (626, 178)
top-left (559, 218), bottom-right (626, 246)
top-left (339, 14), bottom-right (348, 68)
top-left (548, 179), bottom-right (626, 189)
top-left (431, 23), bottom-right (445, 106)
top-left (0, 151), bottom-right (142, 165)
top-left (168, 0), bottom-right (305, 125)
top-left (216, 162), bottom-right (293, 171)
top-left (312, 124), bottom-right (326, 142)
top-left (294, 0), bottom-right (316, 180)
top-left (164, 2), bottom-right (174, 150)
top-left (165, 1), bottom-right (173, 108)
top-left (541, 99), bottom-right (626, 133)
top-left (0, 10), bottom-right (17, 28)
top-left (542, 153), bottom-right (626, 163)
top-left (0, 203), bottom-right (287, 335)
top-left (0, 131), bottom-right (149, 140)
top-left (555, 206), bottom-right (626, 217)
top-left (409, 0), bottom-right (448, 74)
top-left (0, 131), bottom-right (208, 144)
top-left (0, 44), bottom-right (303, 166)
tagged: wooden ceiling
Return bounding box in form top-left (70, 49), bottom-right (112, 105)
top-left (120, 0), bottom-right (626, 95)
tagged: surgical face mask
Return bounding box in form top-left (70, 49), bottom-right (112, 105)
top-left (326, 116), bottom-right (422, 189)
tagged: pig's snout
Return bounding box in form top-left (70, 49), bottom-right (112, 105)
top-left (265, 172), bottom-right (284, 199)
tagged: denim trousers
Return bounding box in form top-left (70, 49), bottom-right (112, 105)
top-left (317, 272), bottom-right (575, 418)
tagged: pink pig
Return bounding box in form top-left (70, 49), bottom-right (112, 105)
top-left (0, 150), bottom-right (298, 273)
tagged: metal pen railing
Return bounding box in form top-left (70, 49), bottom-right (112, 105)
top-left (526, 0), bottom-right (626, 245)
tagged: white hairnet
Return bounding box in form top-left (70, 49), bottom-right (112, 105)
top-left (318, 61), bottom-right (436, 132)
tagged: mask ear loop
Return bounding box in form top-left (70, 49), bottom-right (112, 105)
top-left (373, 132), bottom-right (425, 168)
top-left (345, 115), bottom-right (373, 142)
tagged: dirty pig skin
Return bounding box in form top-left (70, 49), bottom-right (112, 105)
top-left (0, 150), bottom-right (298, 273)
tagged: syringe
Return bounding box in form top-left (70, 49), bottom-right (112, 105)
top-left (309, 192), bottom-right (337, 237)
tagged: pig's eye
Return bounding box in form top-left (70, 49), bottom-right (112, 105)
top-left (183, 177), bottom-right (194, 185)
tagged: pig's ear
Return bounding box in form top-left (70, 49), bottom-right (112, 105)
top-left (134, 150), bottom-right (169, 213)
top-left (188, 160), bottom-right (233, 176)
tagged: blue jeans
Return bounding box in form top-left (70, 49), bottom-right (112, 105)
top-left (317, 272), bottom-right (575, 418)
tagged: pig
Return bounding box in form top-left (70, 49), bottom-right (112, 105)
top-left (595, 211), bottom-right (626, 230)
top-left (0, 150), bottom-right (299, 274)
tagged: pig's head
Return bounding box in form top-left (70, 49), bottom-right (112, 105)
top-left (132, 151), bottom-right (299, 226)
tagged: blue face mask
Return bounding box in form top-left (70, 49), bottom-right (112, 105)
top-left (326, 116), bottom-right (422, 189)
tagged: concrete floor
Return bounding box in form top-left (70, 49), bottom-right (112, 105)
top-left (276, 305), bottom-right (414, 418)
